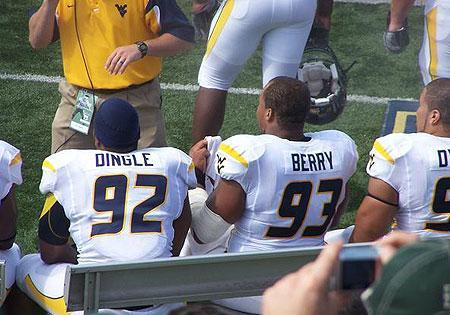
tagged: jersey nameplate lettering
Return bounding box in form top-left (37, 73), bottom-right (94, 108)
top-left (95, 152), bottom-right (154, 167)
top-left (436, 149), bottom-right (450, 169)
top-left (284, 151), bottom-right (335, 174)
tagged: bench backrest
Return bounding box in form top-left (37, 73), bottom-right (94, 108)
top-left (64, 246), bottom-right (322, 313)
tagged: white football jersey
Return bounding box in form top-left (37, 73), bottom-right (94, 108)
top-left (368, 133), bottom-right (450, 238)
top-left (40, 148), bottom-right (197, 264)
top-left (419, 0), bottom-right (450, 84)
top-left (214, 131), bottom-right (358, 252)
top-left (0, 141), bottom-right (22, 204)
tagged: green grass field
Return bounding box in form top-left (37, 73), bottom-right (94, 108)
top-left (0, 1), bottom-right (425, 255)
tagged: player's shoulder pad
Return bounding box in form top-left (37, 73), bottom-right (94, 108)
top-left (149, 147), bottom-right (195, 179)
top-left (311, 129), bottom-right (354, 143)
top-left (0, 140), bottom-right (22, 185)
top-left (311, 130), bottom-right (357, 152)
top-left (371, 133), bottom-right (413, 164)
top-left (215, 135), bottom-right (267, 186)
top-left (41, 150), bottom-right (79, 173)
top-left (0, 140), bottom-right (21, 167)
top-left (40, 150), bottom-right (80, 195)
top-left (218, 135), bottom-right (267, 167)
top-left (151, 146), bottom-right (193, 166)
top-left (162, 147), bottom-right (197, 188)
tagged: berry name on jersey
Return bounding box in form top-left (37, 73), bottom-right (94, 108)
top-left (290, 151), bottom-right (334, 173)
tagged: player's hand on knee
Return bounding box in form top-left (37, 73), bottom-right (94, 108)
top-left (105, 44), bottom-right (142, 75)
top-left (189, 139), bottom-right (210, 173)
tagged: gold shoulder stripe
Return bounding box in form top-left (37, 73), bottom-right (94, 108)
top-left (373, 140), bottom-right (395, 165)
top-left (188, 161), bottom-right (195, 172)
top-left (40, 193), bottom-right (57, 219)
top-left (219, 143), bottom-right (248, 168)
top-left (9, 153), bottom-right (22, 166)
top-left (24, 275), bottom-right (67, 315)
top-left (42, 160), bottom-right (56, 172)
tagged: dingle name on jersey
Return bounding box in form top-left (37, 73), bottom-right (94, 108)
top-left (95, 152), bottom-right (154, 167)
top-left (291, 152), bottom-right (333, 172)
top-left (437, 149), bottom-right (450, 167)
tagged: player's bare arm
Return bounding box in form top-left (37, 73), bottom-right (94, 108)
top-left (207, 179), bottom-right (245, 224)
top-left (350, 177), bottom-right (398, 243)
top-left (38, 194), bottom-right (77, 264)
top-left (0, 186), bottom-right (18, 250)
top-left (39, 240), bottom-right (77, 265)
top-left (172, 197), bottom-right (192, 257)
top-left (29, 0), bottom-right (59, 49)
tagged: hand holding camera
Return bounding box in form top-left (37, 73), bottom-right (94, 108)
top-left (262, 232), bottom-right (419, 315)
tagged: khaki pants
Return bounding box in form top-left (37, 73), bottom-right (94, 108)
top-left (51, 78), bottom-right (167, 153)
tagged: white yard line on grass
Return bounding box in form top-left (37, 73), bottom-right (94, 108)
top-left (0, 72), bottom-right (416, 105)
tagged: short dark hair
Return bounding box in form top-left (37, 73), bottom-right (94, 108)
top-left (424, 78), bottom-right (450, 125)
top-left (262, 77), bottom-right (311, 128)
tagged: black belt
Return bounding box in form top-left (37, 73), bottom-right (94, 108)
top-left (78, 78), bottom-right (155, 95)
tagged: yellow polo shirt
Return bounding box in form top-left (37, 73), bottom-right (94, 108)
top-left (56, 0), bottom-right (194, 89)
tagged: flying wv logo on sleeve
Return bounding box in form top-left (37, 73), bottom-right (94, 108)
top-left (115, 4), bottom-right (128, 17)
top-left (217, 154), bottom-right (226, 175)
top-left (368, 153), bottom-right (375, 170)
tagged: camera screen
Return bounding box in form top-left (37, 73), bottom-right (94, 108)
top-left (341, 259), bottom-right (376, 290)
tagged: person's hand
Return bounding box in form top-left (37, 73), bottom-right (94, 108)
top-left (384, 11), bottom-right (409, 53)
top-left (189, 139), bottom-right (209, 173)
top-left (105, 44), bottom-right (143, 75)
top-left (192, 0), bottom-right (213, 13)
top-left (192, 0), bottom-right (218, 41)
top-left (262, 241), bottom-right (343, 315)
top-left (375, 231), bottom-right (418, 264)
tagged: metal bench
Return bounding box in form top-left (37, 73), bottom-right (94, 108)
top-left (64, 246), bottom-right (323, 313)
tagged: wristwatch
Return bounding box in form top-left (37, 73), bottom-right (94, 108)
top-left (135, 41), bottom-right (148, 58)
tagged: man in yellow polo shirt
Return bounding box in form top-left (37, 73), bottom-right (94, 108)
top-left (29, 0), bottom-right (195, 152)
